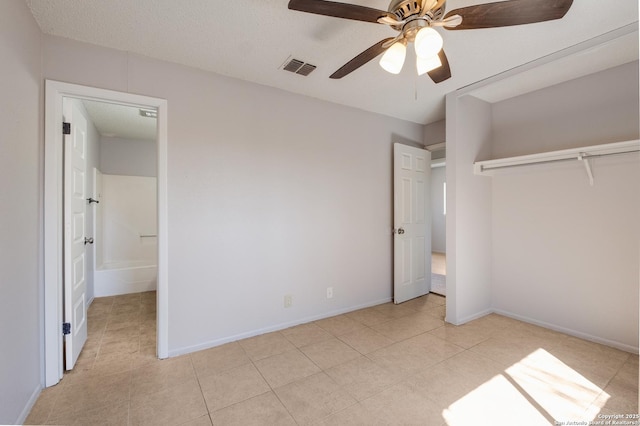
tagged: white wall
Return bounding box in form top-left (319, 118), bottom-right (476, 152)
top-left (42, 35), bottom-right (424, 355)
top-left (491, 62), bottom-right (639, 159)
top-left (424, 120), bottom-right (446, 253)
top-left (445, 95), bottom-right (494, 324)
top-left (95, 169), bottom-right (104, 274)
top-left (0, 1), bottom-right (43, 423)
top-left (424, 120), bottom-right (445, 143)
top-left (430, 166), bottom-right (446, 253)
top-left (85, 107), bottom-right (100, 303)
top-left (100, 137), bottom-right (157, 177)
top-left (424, 119), bottom-right (446, 160)
top-left (490, 62), bottom-right (639, 351)
top-left (100, 174), bottom-right (158, 266)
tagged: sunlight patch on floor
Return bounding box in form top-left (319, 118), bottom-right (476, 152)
top-left (443, 348), bottom-right (609, 425)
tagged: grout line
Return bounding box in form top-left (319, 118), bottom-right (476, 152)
top-left (35, 291), bottom-right (640, 424)
top-left (268, 372), bottom-right (300, 425)
top-left (188, 354), bottom-right (213, 418)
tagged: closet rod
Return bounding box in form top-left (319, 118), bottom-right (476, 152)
top-left (479, 148), bottom-right (640, 172)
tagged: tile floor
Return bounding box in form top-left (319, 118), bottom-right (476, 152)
top-left (26, 291), bottom-right (638, 425)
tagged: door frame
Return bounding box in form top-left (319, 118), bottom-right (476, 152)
top-left (393, 143), bottom-right (431, 304)
top-left (44, 80), bottom-right (169, 386)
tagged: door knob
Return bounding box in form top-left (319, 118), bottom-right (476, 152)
top-left (84, 237), bottom-right (94, 245)
top-left (397, 228), bottom-right (405, 234)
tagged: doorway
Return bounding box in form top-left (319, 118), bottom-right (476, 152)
top-left (65, 97), bottom-right (159, 371)
top-left (44, 81), bottom-right (168, 387)
top-left (430, 155), bottom-right (446, 296)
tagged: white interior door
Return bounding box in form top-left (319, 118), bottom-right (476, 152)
top-left (63, 99), bottom-right (88, 369)
top-left (393, 143), bottom-right (432, 304)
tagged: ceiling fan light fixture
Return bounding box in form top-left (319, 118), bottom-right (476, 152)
top-left (379, 41), bottom-right (407, 74)
top-left (414, 27), bottom-right (443, 59)
top-left (287, 0), bottom-right (574, 82)
top-left (416, 54), bottom-right (442, 75)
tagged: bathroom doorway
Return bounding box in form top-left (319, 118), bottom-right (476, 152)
top-left (44, 81), bottom-right (168, 386)
top-left (65, 97), bottom-right (159, 372)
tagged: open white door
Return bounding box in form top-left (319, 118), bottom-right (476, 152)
top-left (63, 99), bottom-right (88, 369)
top-left (393, 143), bottom-right (431, 304)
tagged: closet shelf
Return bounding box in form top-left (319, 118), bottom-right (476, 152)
top-left (474, 139), bottom-right (640, 185)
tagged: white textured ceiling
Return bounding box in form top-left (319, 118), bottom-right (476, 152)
top-left (471, 29), bottom-right (640, 103)
top-left (82, 99), bottom-right (157, 141)
top-left (27, 0), bottom-right (639, 125)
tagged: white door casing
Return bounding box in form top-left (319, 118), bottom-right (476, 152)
top-left (63, 99), bottom-right (88, 369)
top-left (393, 143), bottom-right (432, 304)
top-left (45, 80), bottom-right (168, 387)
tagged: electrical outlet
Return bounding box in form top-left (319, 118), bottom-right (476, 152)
top-left (326, 287), bottom-right (333, 299)
top-left (284, 295), bottom-right (293, 308)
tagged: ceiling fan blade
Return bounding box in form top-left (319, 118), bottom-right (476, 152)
top-left (330, 38), bottom-right (395, 79)
top-left (428, 49), bottom-right (451, 83)
top-left (444, 0), bottom-right (573, 30)
top-left (288, 0), bottom-right (395, 24)
top-left (432, 14), bottom-right (462, 28)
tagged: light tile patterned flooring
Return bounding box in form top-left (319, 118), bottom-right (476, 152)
top-left (26, 291), bottom-right (638, 425)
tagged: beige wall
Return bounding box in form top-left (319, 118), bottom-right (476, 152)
top-left (446, 95), bottom-right (494, 324)
top-left (2, 5), bottom-right (424, 418)
top-left (0, 1), bottom-right (43, 423)
top-left (490, 62), bottom-right (640, 350)
top-left (100, 136), bottom-right (157, 177)
top-left (42, 35), bottom-right (424, 355)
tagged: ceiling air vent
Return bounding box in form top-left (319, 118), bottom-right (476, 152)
top-left (282, 58), bottom-right (317, 76)
top-left (296, 63), bottom-right (317, 76)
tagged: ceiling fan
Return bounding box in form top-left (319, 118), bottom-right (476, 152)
top-left (288, 0), bottom-right (574, 83)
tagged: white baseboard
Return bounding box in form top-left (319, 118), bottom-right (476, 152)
top-left (493, 308), bottom-right (639, 354)
top-left (169, 297), bottom-right (392, 357)
top-left (444, 306), bottom-right (638, 354)
top-left (94, 280), bottom-right (157, 297)
top-left (15, 383), bottom-right (42, 425)
top-left (446, 308), bottom-right (493, 326)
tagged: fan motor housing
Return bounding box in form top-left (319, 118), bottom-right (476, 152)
top-left (388, 0), bottom-right (419, 19)
top-left (387, 0), bottom-right (445, 20)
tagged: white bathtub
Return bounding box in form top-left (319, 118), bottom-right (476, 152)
top-left (94, 261), bottom-right (157, 297)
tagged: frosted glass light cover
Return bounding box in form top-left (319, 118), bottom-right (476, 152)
top-left (414, 27), bottom-right (443, 59)
top-left (417, 54), bottom-right (442, 75)
top-left (379, 42), bottom-right (407, 74)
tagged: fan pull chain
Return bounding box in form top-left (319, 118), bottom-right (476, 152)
top-left (414, 72), bottom-right (419, 101)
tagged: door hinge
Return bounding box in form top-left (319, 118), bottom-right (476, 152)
top-left (62, 322), bottom-right (71, 335)
top-left (62, 122), bottom-right (71, 135)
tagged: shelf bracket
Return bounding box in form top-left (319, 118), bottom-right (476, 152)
top-left (578, 153), bottom-right (594, 186)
